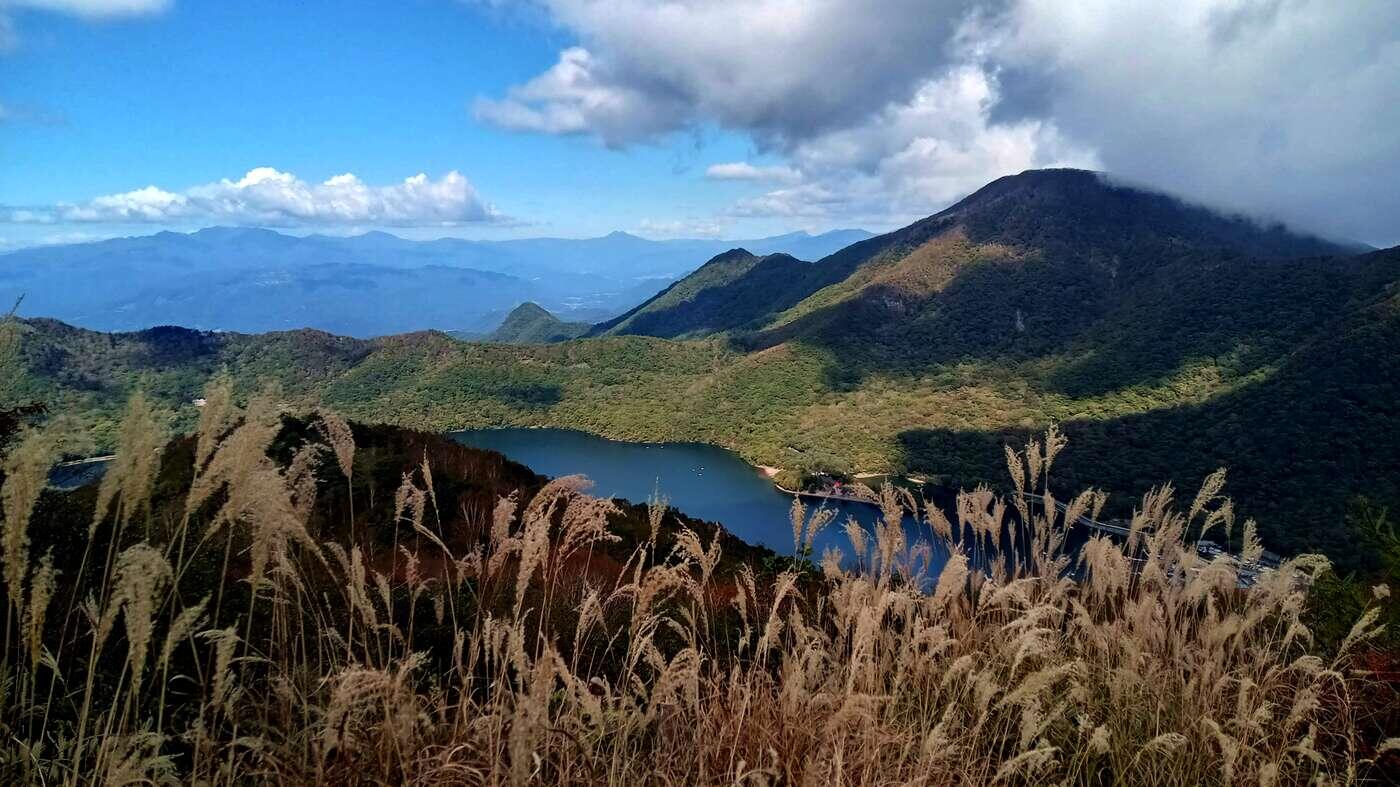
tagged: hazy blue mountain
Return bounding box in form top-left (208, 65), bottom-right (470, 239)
top-left (0, 227), bottom-right (872, 337)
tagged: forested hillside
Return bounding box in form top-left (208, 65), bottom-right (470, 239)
top-left (487, 302), bottom-right (590, 344)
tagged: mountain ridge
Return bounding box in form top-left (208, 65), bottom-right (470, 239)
top-left (588, 249), bottom-right (811, 338)
top-left (592, 168), bottom-right (1353, 343)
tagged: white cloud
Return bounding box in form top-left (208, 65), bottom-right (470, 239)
top-left (0, 229), bottom-right (116, 251)
top-left (705, 162), bottom-right (800, 184)
top-left (731, 183), bottom-right (845, 221)
top-left (476, 0), bottom-right (977, 148)
top-left (980, 0), bottom-right (1400, 244)
top-left (483, 0), bottom-right (1400, 245)
top-left (635, 217), bottom-right (730, 239)
top-left (474, 47), bottom-right (684, 144)
top-left (9, 0), bottom-right (170, 17)
top-left (2, 0), bottom-right (169, 50)
top-left (0, 101), bottom-right (65, 125)
top-left (8, 167), bottom-right (502, 227)
top-left (732, 66), bottom-right (1096, 227)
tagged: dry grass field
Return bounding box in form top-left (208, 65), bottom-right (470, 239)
top-left (1, 376), bottom-right (1396, 784)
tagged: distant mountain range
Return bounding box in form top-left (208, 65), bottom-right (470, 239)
top-left (0, 227), bottom-right (873, 337)
top-left (8, 169), bottom-right (1396, 568)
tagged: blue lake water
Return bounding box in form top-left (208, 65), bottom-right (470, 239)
top-left (450, 427), bottom-right (948, 572)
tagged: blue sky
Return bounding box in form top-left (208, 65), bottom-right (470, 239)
top-left (0, 0), bottom-right (801, 246)
top-left (2, 1), bottom-right (1397, 250)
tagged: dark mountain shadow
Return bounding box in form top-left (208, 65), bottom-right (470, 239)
top-left (897, 280), bottom-right (1400, 570)
top-left (1041, 249), bottom-right (1398, 397)
top-left (17, 321), bottom-right (227, 397)
top-left (132, 326), bottom-right (225, 366)
top-left (738, 245), bottom-right (1397, 398)
top-left (946, 169), bottom-right (1350, 260)
top-left (731, 242), bottom-right (1114, 391)
top-left (490, 381), bottom-right (563, 408)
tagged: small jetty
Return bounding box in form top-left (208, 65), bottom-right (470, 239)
top-left (1022, 492), bottom-right (1131, 538)
top-left (772, 477), bottom-right (880, 507)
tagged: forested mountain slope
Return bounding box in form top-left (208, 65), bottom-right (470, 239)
top-left (594, 169), bottom-right (1352, 344)
top-left (588, 250), bottom-right (811, 338)
top-left (487, 302), bottom-right (590, 344)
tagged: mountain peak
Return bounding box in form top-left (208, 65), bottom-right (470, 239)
top-left (192, 226), bottom-right (287, 240)
top-left (355, 230), bottom-right (402, 241)
top-left (927, 167), bottom-right (1349, 259)
top-left (488, 301), bottom-right (589, 344)
top-left (943, 168), bottom-right (1111, 212)
top-left (589, 246), bottom-right (809, 339)
top-left (506, 301), bottom-right (551, 318)
top-left (701, 248), bottom-right (757, 266)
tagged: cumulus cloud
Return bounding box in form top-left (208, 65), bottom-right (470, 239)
top-left (474, 47), bottom-right (686, 143)
top-left (475, 0), bottom-right (978, 148)
top-left (482, 0), bottom-right (1400, 244)
top-left (705, 162), bottom-right (801, 184)
top-left (8, 168), bottom-right (501, 227)
top-left (752, 66), bottom-right (1095, 222)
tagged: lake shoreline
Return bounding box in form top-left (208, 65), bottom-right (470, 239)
top-left (447, 425), bottom-right (909, 502)
top-left (448, 425), bottom-right (897, 559)
top-left (450, 425), bottom-right (815, 496)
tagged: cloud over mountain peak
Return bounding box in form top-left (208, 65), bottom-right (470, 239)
top-left (476, 0), bottom-right (1400, 245)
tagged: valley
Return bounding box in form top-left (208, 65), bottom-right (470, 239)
top-left (8, 169), bottom-right (1398, 568)
top-left (8, 6), bottom-right (1398, 782)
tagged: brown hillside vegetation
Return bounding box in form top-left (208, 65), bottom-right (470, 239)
top-left (1, 379), bottom-right (1397, 784)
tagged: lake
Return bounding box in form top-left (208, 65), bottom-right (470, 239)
top-left (451, 427), bottom-right (951, 573)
